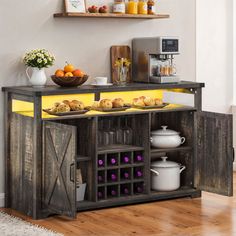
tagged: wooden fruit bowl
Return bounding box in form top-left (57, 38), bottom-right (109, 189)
top-left (51, 75), bottom-right (89, 87)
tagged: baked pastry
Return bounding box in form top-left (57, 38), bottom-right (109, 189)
top-left (69, 100), bottom-right (85, 111)
top-left (155, 98), bottom-right (163, 106)
top-left (139, 96), bottom-right (146, 102)
top-left (54, 102), bottom-right (60, 107)
top-left (112, 98), bottom-right (124, 108)
top-left (144, 97), bottom-right (155, 106)
top-left (132, 98), bottom-right (145, 107)
top-left (56, 103), bottom-right (70, 113)
top-left (49, 102), bottom-right (60, 113)
top-left (91, 101), bottom-right (100, 109)
top-left (62, 100), bottom-right (70, 106)
top-left (99, 99), bottom-right (113, 109)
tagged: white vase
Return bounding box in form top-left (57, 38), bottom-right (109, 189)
top-left (26, 67), bottom-right (47, 87)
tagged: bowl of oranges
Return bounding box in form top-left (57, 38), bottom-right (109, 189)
top-left (51, 62), bottom-right (88, 87)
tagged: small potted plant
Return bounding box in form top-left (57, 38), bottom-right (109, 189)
top-left (23, 49), bottom-right (55, 87)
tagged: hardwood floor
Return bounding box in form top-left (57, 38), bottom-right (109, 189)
top-left (2, 174), bottom-right (236, 236)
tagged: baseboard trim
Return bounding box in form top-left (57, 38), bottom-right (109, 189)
top-left (0, 193), bottom-right (5, 207)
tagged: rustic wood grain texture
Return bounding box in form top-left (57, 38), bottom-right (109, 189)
top-left (53, 13), bottom-right (170, 19)
top-left (110, 46), bottom-right (131, 83)
top-left (2, 173), bottom-right (236, 236)
top-left (4, 92), bottom-right (12, 208)
top-left (2, 81), bottom-right (205, 96)
top-left (43, 121), bottom-right (77, 218)
top-left (9, 113), bottom-right (34, 216)
top-left (32, 96), bottom-right (42, 219)
top-left (195, 111), bottom-right (233, 196)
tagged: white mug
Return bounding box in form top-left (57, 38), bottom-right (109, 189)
top-left (95, 77), bottom-right (108, 85)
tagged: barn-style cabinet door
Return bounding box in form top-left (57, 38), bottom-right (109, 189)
top-left (195, 111), bottom-right (233, 196)
top-left (42, 121), bottom-right (77, 218)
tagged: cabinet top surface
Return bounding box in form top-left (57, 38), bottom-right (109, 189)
top-left (2, 81), bottom-right (204, 96)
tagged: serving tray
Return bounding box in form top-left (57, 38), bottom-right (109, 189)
top-left (43, 109), bottom-right (89, 116)
top-left (92, 106), bottom-right (131, 112)
top-left (132, 103), bottom-right (169, 110)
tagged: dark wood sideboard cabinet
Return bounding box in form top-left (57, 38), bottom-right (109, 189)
top-left (2, 82), bottom-right (233, 219)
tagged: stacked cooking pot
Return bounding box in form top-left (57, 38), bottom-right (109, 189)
top-left (150, 126), bottom-right (186, 191)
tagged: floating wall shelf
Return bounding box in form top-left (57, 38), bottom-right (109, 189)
top-left (53, 13), bottom-right (170, 20)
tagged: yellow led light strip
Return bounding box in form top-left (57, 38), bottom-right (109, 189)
top-left (12, 89), bottom-right (192, 118)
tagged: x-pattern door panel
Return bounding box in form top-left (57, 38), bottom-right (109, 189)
top-left (43, 121), bottom-right (77, 218)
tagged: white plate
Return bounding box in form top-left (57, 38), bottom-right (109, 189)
top-left (91, 83), bottom-right (113, 86)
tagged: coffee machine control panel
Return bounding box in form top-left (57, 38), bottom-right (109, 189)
top-left (158, 37), bottom-right (179, 54)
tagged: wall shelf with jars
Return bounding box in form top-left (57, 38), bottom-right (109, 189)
top-left (53, 12), bottom-right (169, 19)
top-left (54, 0), bottom-right (169, 19)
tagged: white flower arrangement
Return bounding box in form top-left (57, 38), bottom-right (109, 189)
top-left (23, 49), bottom-right (55, 69)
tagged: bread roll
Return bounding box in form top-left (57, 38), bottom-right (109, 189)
top-left (91, 101), bottom-right (100, 109)
top-left (56, 103), bottom-right (70, 113)
top-left (139, 96), bottom-right (146, 102)
top-left (112, 98), bottom-right (124, 108)
top-left (99, 99), bottom-right (113, 109)
top-left (155, 98), bottom-right (163, 106)
top-left (133, 98), bottom-right (145, 107)
top-left (54, 102), bottom-right (60, 107)
top-left (70, 100), bottom-right (85, 111)
top-left (62, 100), bottom-right (70, 106)
top-left (144, 97), bottom-right (155, 106)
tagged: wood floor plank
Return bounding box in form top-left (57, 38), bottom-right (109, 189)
top-left (2, 173), bottom-right (236, 236)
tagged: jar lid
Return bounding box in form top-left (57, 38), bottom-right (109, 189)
top-left (151, 126), bottom-right (179, 136)
top-left (151, 157), bottom-right (179, 168)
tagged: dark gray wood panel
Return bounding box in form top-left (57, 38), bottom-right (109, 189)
top-left (9, 114), bottom-right (34, 216)
top-left (43, 121), bottom-right (77, 218)
top-left (195, 111), bottom-right (233, 196)
top-left (4, 92), bottom-right (12, 208)
top-left (2, 81), bottom-right (205, 96)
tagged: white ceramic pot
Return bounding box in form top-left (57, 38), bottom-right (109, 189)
top-left (150, 126), bottom-right (185, 149)
top-left (26, 67), bottom-right (47, 87)
top-left (150, 157), bottom-right (186, 191)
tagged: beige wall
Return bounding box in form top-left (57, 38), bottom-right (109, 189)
top-left (0, 0), bottom-right (196, 199)
top-left (196, 0), bottom-right (234, 113)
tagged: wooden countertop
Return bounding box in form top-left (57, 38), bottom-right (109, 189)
top-left (2, 81), bottom-right (205, 96)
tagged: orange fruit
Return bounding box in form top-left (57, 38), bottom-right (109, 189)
top-left (73, 69), bottom-right (84, 77)
top-left (64, 72), bottom-right (73, 77)
top-left (55, 69), bottom-right (64, 77)
top-left (64, 62), bottom-right (74, 73)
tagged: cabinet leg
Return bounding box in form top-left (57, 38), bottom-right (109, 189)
top-left (190, 190), bottom-right (201, 199)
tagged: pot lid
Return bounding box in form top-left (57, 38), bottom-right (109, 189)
top-left (151, 126), bottom-right (179, 136)
top-left (151, 157), bottom-right (179, 168)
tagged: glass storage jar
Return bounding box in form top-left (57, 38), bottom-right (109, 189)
top-left (127, 0), bottom-right (138, 14)
top-left (138, 0), bottom-right (147, 14)
top-left (147, 0), bottom-right (155, 14)
top-left (113, 0), bottom-right (126, 14)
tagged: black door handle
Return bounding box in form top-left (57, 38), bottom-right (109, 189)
top-left (70, 163), bottom-right (75, 183)
top-left (232, 148), bottom-right (235, 162)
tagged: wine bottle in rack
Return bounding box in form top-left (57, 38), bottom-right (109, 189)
top-left (110, 157), bottom-right (117, 165)
top-left (135, 184), bottom-right (144, 194)
top-left (121, 186), bottom-right (130, 195)
top-left (122, 171), bottom-right (130, 179)
top-left (122, 156), bottom-right (130, 164)
top-left (98, 159), bottom-right (104, 167)
top-left (135, 169), bottom-right (143, 178)
top-left (97, 191), bottom-right (103, 199)
top-left (110, 173), bottom-right (117, 181)
top-left (135, 154), bottom-right (143, 162)
top-left (109, 188), bottom-right (117, 197)
top-left (98, 175), bottom-right (103, 183)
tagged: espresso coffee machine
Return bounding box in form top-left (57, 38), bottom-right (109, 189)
top-left (132, 37), bottom-right (180, 84)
